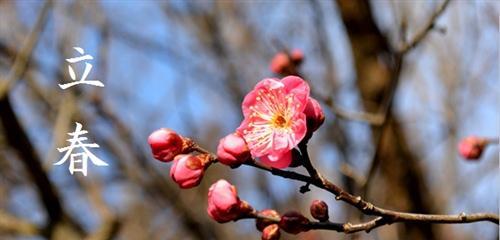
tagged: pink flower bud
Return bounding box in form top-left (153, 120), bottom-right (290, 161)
top-left (458, 136), bottom-right (488, 160)
top-left (170, 154), bottom-right (205, 188)
top-left (148, 128), bottom-right (185, 162)
top-left (310, 200), bottom-right (329, 222)
top-left (304, 97), bottom-right (325, 133)
top-left (256, 209), bottom-right (281, 231)
top-left (261, 224), bottom-right (280, 240)
top-left (278, 211), bottom-right (310, 234)
top-left (290, 49), bottom-right (304, 64)
top-left (217, 133), bottom-right (251, 167)
top-left (270, 52), bottom-right (290, 74)
top-left (207, 179), bottom-right (250, 223)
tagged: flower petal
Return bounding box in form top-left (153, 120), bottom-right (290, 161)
top-left (291, 112), bottom-right (307, 144)
top-left (260, 151), bottom-right (292, 169)
top-left (281, 76), bottom-right (309, 112)
top-left (272, 131), bottom-right (293, 153)
top-left (241, 78), bottom-right (282, 118)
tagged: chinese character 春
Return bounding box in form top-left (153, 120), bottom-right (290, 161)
top-left (55, 122), bottom-right (108, 176)
top-left (58, 47), bottom-right (104, 90)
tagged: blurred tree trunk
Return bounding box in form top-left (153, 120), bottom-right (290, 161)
top-left (336, 0), bottom-right (436, 239)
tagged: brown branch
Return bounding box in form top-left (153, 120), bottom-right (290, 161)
top-left (0, 211), bottom-right (42, 236)
top-left (307, 216), bottom-right (386, 234)
top-left (241, 159), bottom-right (498, 226)
top-left (188, 144), bottom-right (499, 233)
top-left (192, 144), bottom-right (499, 231)
top-left (241, 203), bottom-right (497, 235)
top-left (242, 210), bottom-right (384, 234)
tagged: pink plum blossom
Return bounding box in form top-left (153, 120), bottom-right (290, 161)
top-left (170, 154), bottom-right (205, 188)
top-left (237, 76), bottom-right (309, 168)
top-left (217, 133), bottom-right (251, 166)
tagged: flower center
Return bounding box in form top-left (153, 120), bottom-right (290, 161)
top-left (273, 115), bottom-right (288, 128)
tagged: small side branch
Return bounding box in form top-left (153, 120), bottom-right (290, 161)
top-left (240, 159), bottom-right (499, 229)
top-left (397, 0), bottom-right (452, 54)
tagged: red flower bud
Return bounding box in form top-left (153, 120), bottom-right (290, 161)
top-left (148, 128), bottom-right (185, 162)
top-left (310, 200), bottom-right (329, 222)
top-left (207, 179), bottom-right (252, 223)
top-left (278, 211), bottom-right (309, 234)
top-left (256, 209), bottom-right (281, 231)
top-left (458, 136), bottom-right (488, 160)
top-left (304, 97), bottom-right (325, 134)
top-left (170, 154), bottom-right (206, 188)
top-left (270, 52), bottom-right (290, 74)
top-left (217, 133), bottom-right (251, 167)
top-left (261, 224), bottom-right (280, 240)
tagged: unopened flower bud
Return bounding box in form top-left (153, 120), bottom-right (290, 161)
top-left (207, 179), bottom-right (251, 223)
top-left (148, 128), bottom-right (188, 162)
top-left (304, 98), bottom-right (325, 134)
top-left (270, 52), bottom-right (291, 74)
top-left (261, 224), bottom-right (280, 240)
top-left (217, 133), bottom-right (251, 167)
top-left (256, 209), bottom-right (281, 231)
top-left (170, 154), bottom-right (206, 188)
top-left (290, 49), bottom-right (304, 64)
top-left (458, 136), bottom-right (488, 160)
top-left (278, 211), bottom-right (310, 234)
top-left (310, 200), bottom-right (329, 222)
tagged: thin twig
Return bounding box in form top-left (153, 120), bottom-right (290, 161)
top-left (0, 0), bottom-right (52, 99)
top-left (325, 98), bottom-right (385, 125)
top-left (397, 0), bottom-right (452, 54)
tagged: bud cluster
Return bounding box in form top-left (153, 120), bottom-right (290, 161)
top-left (270, 49), bottom-right (304, 75)
top-left (148, 128), bottom-right (210, 188)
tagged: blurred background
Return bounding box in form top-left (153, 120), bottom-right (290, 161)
top-left (0, 0), bottom-right (498, 239)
